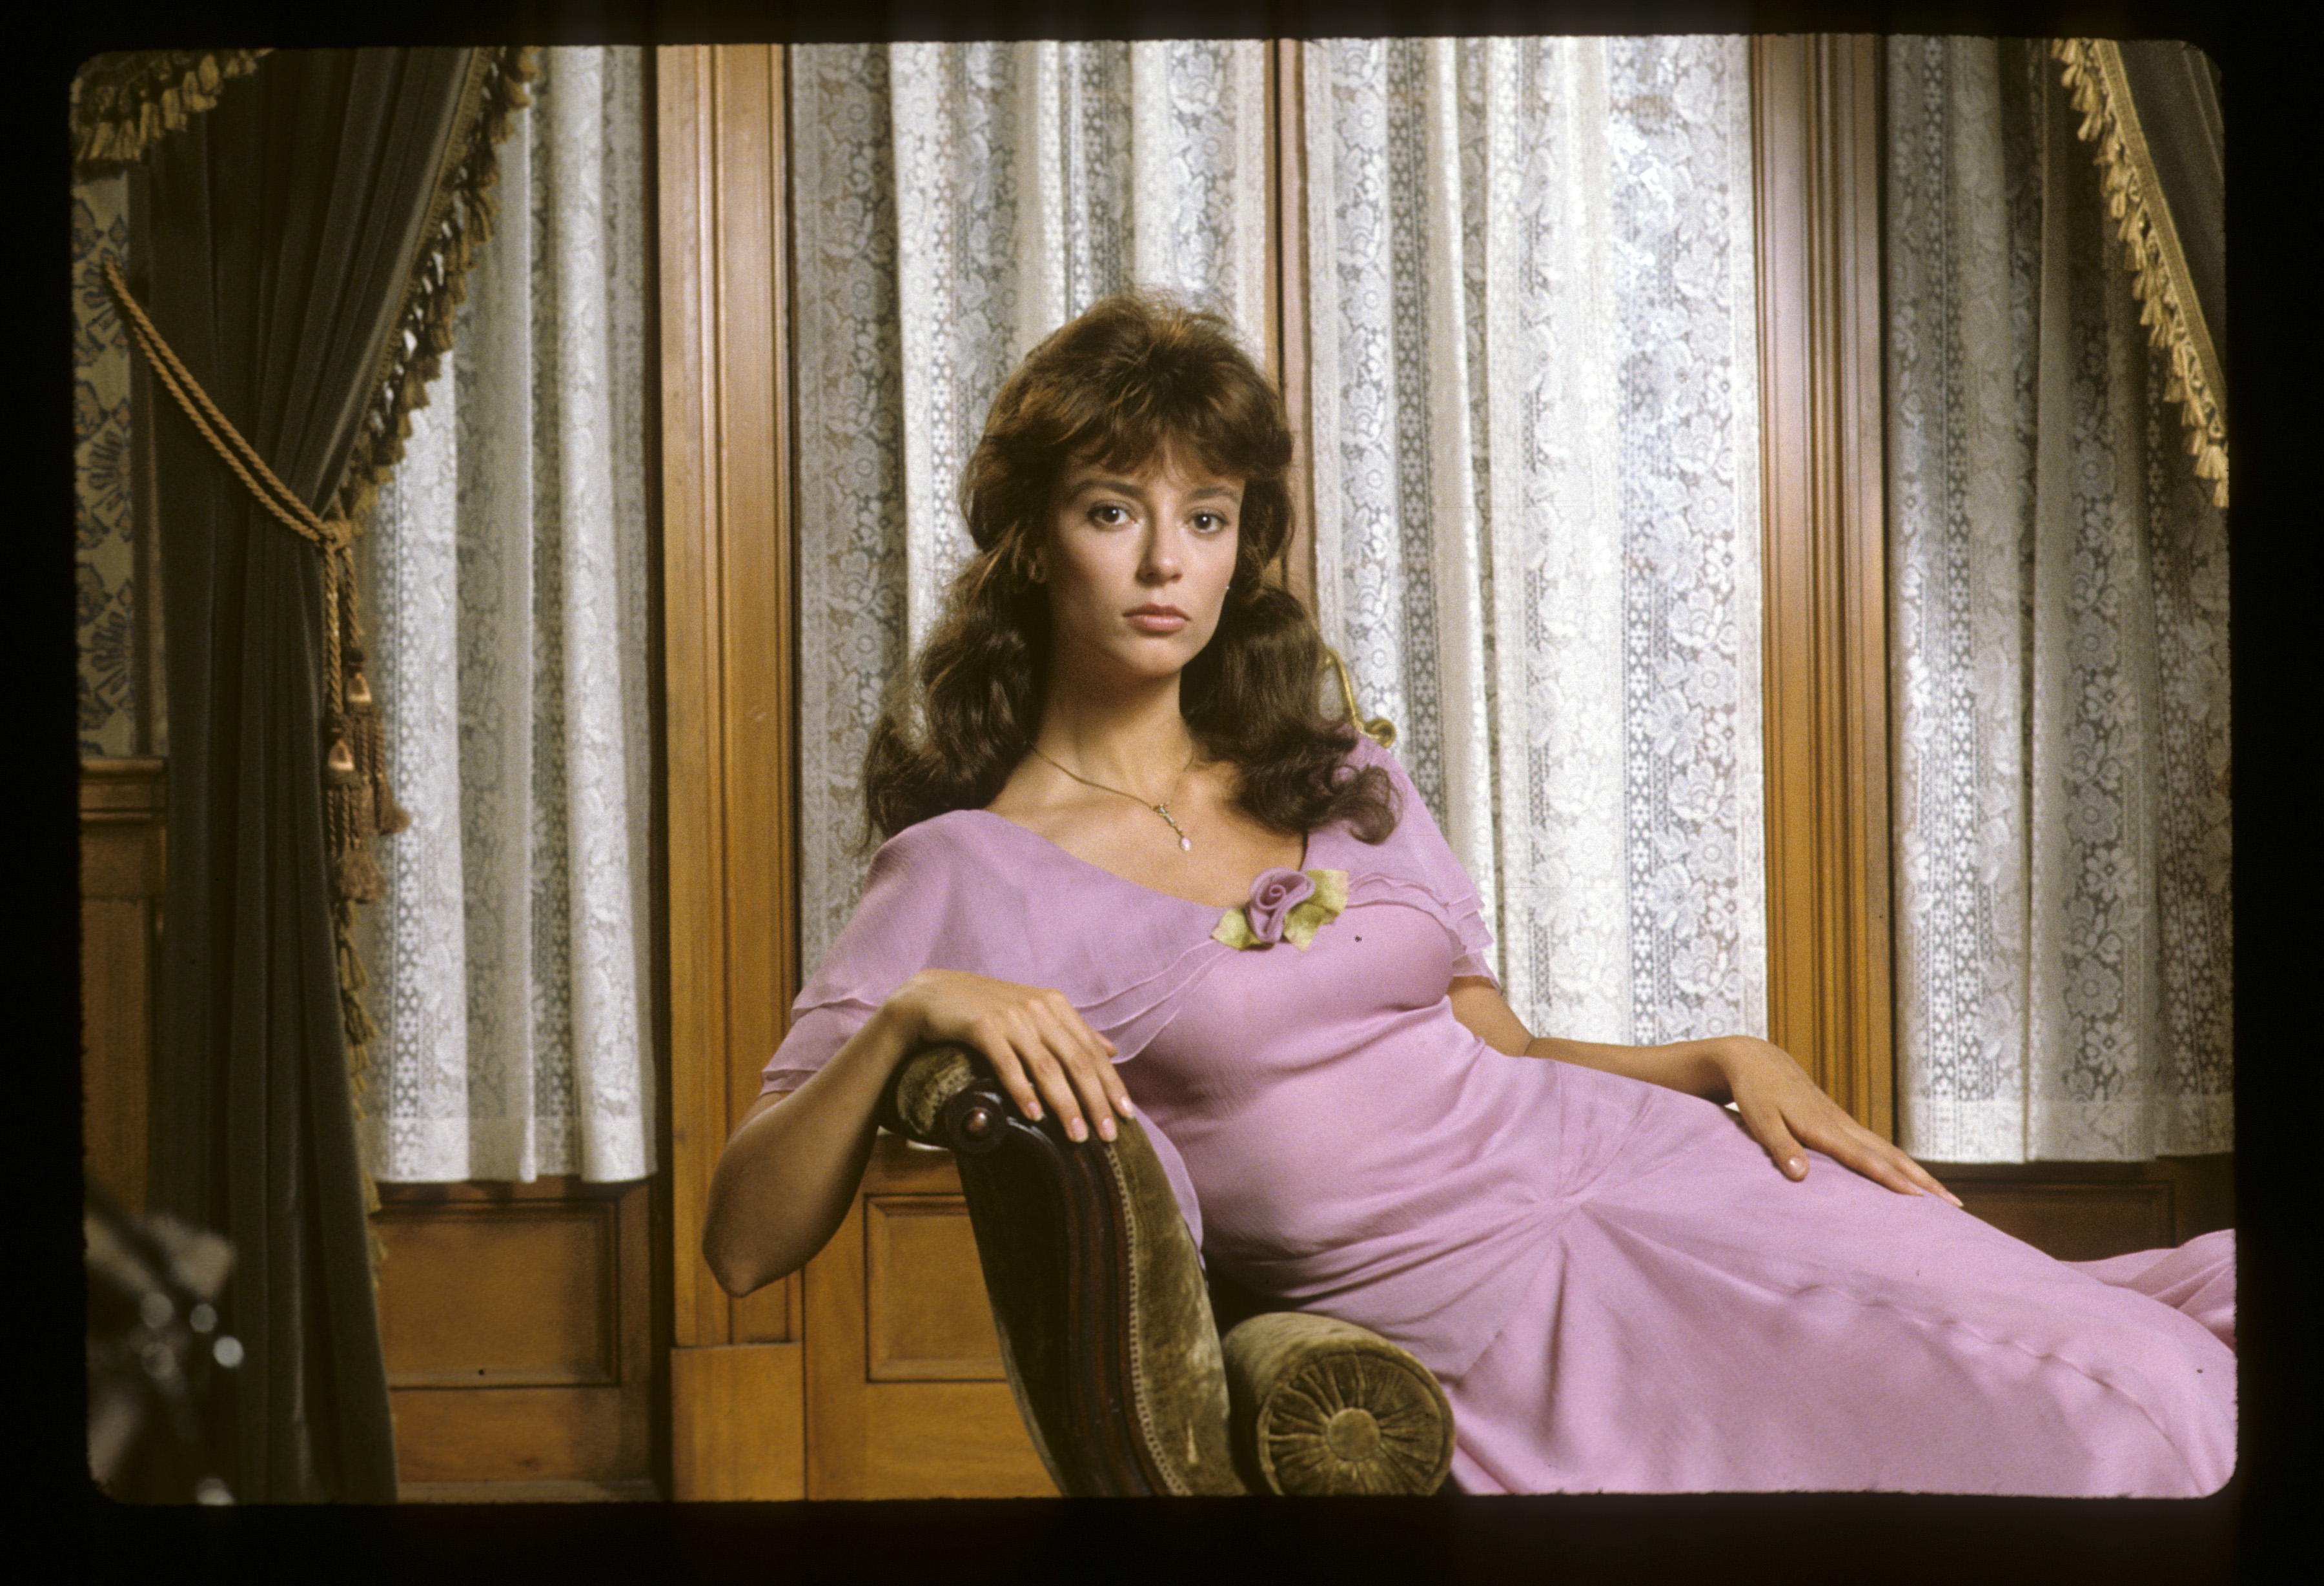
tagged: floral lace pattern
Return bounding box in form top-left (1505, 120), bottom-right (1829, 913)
top-left (1885, 39), bottom-right (2231, 1161)
top-left (358, 49), bottom-right (656, 1181)
top-left (73, 170), bottom-right (141, 758)
top-left (1305, 37), bottom-right (1766, 1046)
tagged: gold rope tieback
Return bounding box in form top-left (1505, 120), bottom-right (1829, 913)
top-left (102, 254), bottom-right (409, 903)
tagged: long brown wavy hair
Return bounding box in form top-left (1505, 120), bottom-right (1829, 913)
top-left (861, 289), bottom-right (1396, 847)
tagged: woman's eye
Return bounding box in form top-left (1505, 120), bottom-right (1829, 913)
top-left (1090, 503), bottom-right (1130, 525)
top-left (1194, 513), bottom-right (1230, 533)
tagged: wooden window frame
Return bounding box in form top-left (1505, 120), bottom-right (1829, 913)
top-left (658, 43), bottom-right (810, 1500)
top-left (1751, 35), bottom-right (1895, 1138)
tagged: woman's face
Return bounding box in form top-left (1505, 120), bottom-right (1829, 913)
top-left (1036, 449), bottom-right (1243, 693)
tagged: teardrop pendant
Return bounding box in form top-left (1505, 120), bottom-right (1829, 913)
top-left (1151, 802), bottom-right (1192, 852)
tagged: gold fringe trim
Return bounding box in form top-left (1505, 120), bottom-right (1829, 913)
top-left (336, 899), bottom-right (389, 1284)
top-left (320, 46), bottom-right (529, 1237)
top-left (2053, 40), bottom-right (2229, 509)
top-left (71, 50), bottom-right (273, 174)
top-left (317, 47), bottom-right (530, 1218)
top-left (329, 46), bottom-right (538, 529)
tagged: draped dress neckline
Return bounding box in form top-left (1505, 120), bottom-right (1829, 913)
top-left (963, 806), bottom-right (1317, 913)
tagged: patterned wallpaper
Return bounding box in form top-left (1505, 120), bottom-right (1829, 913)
top-left (72, 171), bottom-right (141, 759)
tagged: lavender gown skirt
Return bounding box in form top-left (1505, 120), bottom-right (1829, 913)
top-left (1432, 1064), bottom-right (2236, 1496)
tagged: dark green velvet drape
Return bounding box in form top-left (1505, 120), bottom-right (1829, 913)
top-left (143, 48), bottom-right (478, 1505)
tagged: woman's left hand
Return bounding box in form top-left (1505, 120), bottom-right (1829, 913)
top-left (1710, 1035), bottom-right (1962, 1205)
top-left (1447, 981), bottom-right (1963, 1206)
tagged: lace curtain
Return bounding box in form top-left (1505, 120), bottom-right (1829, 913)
top-left (789, 38), bottom-right (1764, 1046)
top-left (791, 41), bottom-right (1272, 970)
top-left (358, 47), bottom-right (657, 1181)
top-left (1885, 38), bottom-right (2232, 1162)
top-left (1305, 37), bottom-right (1766, 1043)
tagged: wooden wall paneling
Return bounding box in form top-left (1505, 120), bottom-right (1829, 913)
top-left (659, 41), bottom-right (800, 1347)
top-left (1750, 36), bottom-right (1895, 1137)
top-left (706, 41), bottom-right (799, 1354)
top-left (80, 758), bottom-right (166, 1214)
top-left (375, 1178), bottom-right (655, 1500)
top-left (669, 1341), bottom-right (807, 1500)
top-left (1932, 1156), bottom-right (2236, 1263)
top-left (658, 39), bottom-right (727, 1356)
top-left (802, 1138), bottom-right (1054, 1500)
top-left (660, 42), bottom-right (807, 1497)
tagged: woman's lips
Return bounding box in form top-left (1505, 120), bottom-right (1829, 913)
top-left (1126, 606), bottom-right (1188, 633)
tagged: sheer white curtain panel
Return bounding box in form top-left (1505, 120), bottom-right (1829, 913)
top-left (1305, 36), bottom-right (1768, 1045)
top-left (359, 46), bottom-right (657, 1182)
top-left (790, 40), bottom-right (1272, 969)
top-left (1885, 37), bottom-right (2232, 1162)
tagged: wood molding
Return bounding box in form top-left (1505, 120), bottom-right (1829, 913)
top-left (400, 1478), bottom-right (660, 1504)
top-left (81, 757), bottom-right (167, 1214)
top-left (1270, 39), bottom-right (1316, 616)
top-left (658, 43), bottom-right (802, 1355)
top-left (1751, 36), bottom-right (1894, 1137)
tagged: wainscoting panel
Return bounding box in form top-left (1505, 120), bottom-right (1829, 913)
top-left (801, 1137), bottom-right (1055, 1499)
top-left (374, 1177), bottom-right (654, 1499)
top-left (80, 758), bottom-right (165, 1214)
top-left (864, 1193), bottom-right (1009, 1382)
top-left (669, 1340), bottom-right (806, 1501)
top-left (1936, 1155), bottom-right (2234, 1263)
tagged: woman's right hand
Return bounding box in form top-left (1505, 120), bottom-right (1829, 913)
top-left (890, 970), bottom-right (1134, 1143)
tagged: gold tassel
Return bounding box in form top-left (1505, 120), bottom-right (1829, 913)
top-left (332, 842), bottom-right (387, 906)
top-left (351, 666), bottom-right (413, 839)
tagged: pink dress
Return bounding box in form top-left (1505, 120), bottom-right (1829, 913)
top-left (764, 739), bottom-right (2235, 1496)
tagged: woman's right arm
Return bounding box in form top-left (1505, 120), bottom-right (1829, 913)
top-left (701, 970), bottom-right (1136, 1296)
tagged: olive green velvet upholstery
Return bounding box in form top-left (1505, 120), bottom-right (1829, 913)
top-left (1221, 1312), bottom-right (1456, 1495)
top-left (880, 1045), bottom-right (1454, 1496)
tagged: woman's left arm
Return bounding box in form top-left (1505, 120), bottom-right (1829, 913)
top-left (1447, 977), bottom-right (1961, 1205)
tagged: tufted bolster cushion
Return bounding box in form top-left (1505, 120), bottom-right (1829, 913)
top-left (881, 1044), bottom-right (1452, 1496)
top-left (1220, 1312), bottom-right (1455, 1495)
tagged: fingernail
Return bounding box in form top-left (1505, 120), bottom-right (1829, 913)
top-left (1097, 1117), bottom-right (1117, 1141)
top-left (1118, 1095), bottom-right (1136, 1115)
top-left (1025, 1101), bottom-right (1043, 1121)
top-left (1787, 1157), bottom-right (1806, 1178)
top-left (1946, 1192), bottom-right (1965, 1208)
top-left (1066, 1117), bottom-right (1087, 1143)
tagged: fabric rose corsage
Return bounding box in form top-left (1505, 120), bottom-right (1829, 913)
top-left (1212, 867), bottom-right (1348, 951)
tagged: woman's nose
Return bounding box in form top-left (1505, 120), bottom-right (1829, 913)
top-left (1140, 526), bottom-right (1183, 582)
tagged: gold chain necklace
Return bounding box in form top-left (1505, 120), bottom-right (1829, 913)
top-left (1032, 744), bottom-right (1198, 851)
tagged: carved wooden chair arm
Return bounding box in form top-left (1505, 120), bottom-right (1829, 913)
top-left (879, 1044), bottom-right (1454, 1496)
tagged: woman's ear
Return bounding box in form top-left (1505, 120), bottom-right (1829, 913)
top-left (1004, 528), bottom-right (1046, 586)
